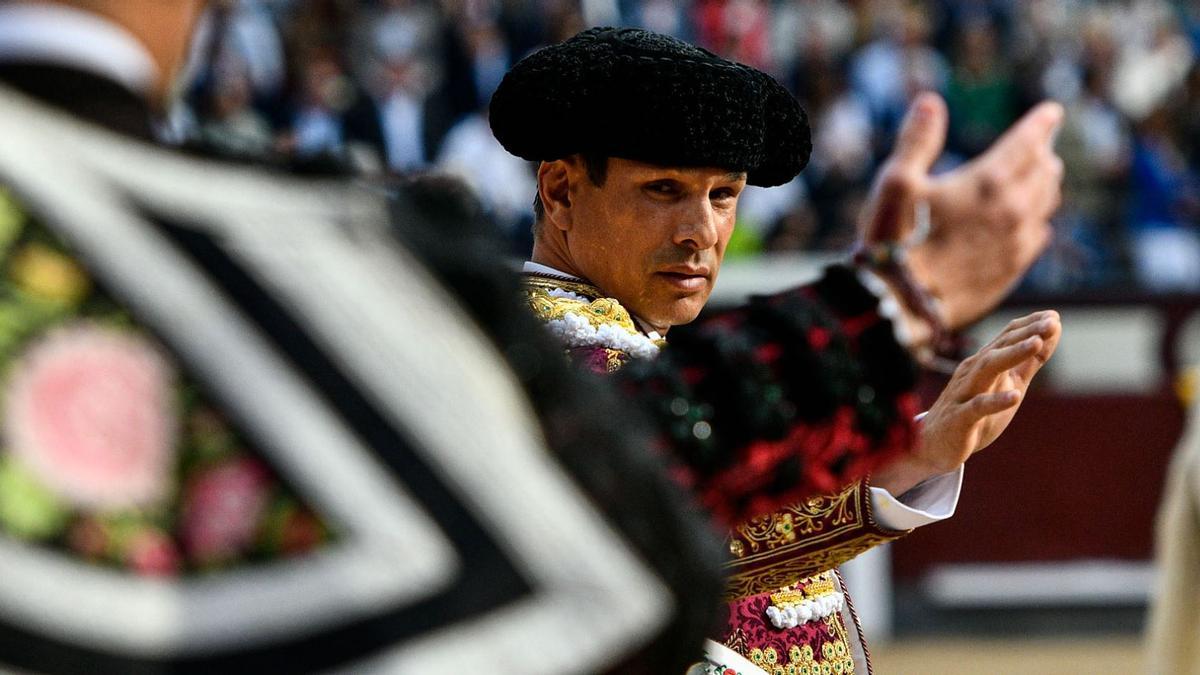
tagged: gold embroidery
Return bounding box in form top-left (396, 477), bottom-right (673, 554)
top-left (520, 274), bottom-right (604, 300)
top-left (724, 531), bottom-right (897, 601)
top-left (602, 348), bottom-right (628, 373)
top-left (770, 572), bottom-right (837, 607)
top-left (522, 275), bottom-right (643, 336)
top-left (527, 293), bottom-right (640, 333)
top-left (724, 480), bottom-right (907, 600)
top-left (727, 484), bottom-right (859, 563)
top-left (743, 613), bottom-right (856, 675)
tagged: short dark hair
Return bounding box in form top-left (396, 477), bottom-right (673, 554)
top-left (532, 154), bottom-right (609, 235)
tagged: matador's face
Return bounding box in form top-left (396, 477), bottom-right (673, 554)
top-left (560, 158), bottom-right (746, 333)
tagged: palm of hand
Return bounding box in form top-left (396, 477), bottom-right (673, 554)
top-left (919, 311), bottom-right (1060, 473)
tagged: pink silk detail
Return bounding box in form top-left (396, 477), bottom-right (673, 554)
top-left (717, 578), bottom-right (853, 673)
top-left (565, 346), bottom-right (629, 374)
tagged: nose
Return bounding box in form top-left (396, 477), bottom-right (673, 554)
top-left (672, 196), bottom-right (720, 251)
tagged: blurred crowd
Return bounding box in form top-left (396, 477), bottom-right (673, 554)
top-left (179, 0), bottom-right (1200, 293)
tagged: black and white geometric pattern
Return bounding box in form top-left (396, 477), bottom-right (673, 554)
top-left (0, 86), bottom-right (672, 674)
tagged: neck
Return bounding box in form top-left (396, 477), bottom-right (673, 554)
top-left (530, 234), bottom-right (585, 281)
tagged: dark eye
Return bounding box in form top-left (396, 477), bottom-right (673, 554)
top-left (644, 181), bottom-right (679, 196)
top-left (711, 188), bottom-right (738, 202)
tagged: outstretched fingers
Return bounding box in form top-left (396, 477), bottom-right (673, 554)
top-left (999, 309), bottom-right (1057, 333)
top-left (986, 310), bottom-right (1060, 350)
top-left (966, 335), bottom-right (1044, 390)
top-left (964, 389), bottom-right (1022, 417)
top-left (990, 317), bottom-right (1055, 351)
top-left (1020, 312), bottom-right (1063, 376)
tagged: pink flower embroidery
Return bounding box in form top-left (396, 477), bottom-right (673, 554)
top-left (181, 456), bottom-right (271, 564)
top-left (5, 324), bottom-right (176, 508)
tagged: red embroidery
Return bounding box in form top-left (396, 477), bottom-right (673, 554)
top-left (807, 326), bottom-right (831, 351)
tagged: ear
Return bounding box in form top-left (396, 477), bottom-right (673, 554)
top-left (537, 159), bottom-right (575, 231)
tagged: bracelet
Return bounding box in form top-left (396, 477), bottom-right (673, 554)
top-left (851, 240), bottom-right (957, 373)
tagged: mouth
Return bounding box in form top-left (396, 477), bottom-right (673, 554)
top-left (655, 267), bottom-right (711, 292)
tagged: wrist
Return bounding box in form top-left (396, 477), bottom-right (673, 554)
top-left (852, 240), bottom-right (950, 361)
top-left (870, 453), bottom-right (947, 497)
top-left (905, 244), bottom-right (954, 329)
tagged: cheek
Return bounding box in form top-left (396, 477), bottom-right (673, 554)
top-left (587, 200), bottom-right (662, 259)
top-left (709, 213), bottom-right (737, 260)
top-left (718, 212), bottom-right (737, 244)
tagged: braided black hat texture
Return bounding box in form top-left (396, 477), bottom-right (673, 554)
top-left (489, 27), bottom-right (811, 187)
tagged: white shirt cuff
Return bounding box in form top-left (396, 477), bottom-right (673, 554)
top-left (869, 465), bottom-right (963, 531)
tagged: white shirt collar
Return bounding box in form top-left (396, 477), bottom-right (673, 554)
top-left (521, 260), bottom-right (663, 340)
top-left (521, 260), bottom-right (581, 280)
top-left (0, 3), bottom-right (157, 95)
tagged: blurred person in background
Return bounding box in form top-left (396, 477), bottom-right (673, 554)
top-left (193, 57), bottom-right (276, 155)
top-left (493, 27), bottom-right (1064, 675)
top-left (434, 16), bottom-right (537, 253)
top-left (797, 56), bottom-right (875, 250)
top-left (692, 0), bottom-right (772, 72)
top-left (1126, 100), bottom-right (1200, 292)
top-left (945, 15), bottom-right (1014, 158)
top-left (1107, 1), bottom-right (1200, 292)
top-left (281, 47), bottom-right (353, 159)
top-left (769, 0), bottom-right (856, 87)
top-left (850, 1), bottom-right (947, 149)
top-left (342, 0), bottom-right (446, 172)
top-left (211, 0), bottom-right (288, 101)
top-left (1147, 382), bottom-right (1200, 673)
top-left (158, 0), bottom-right (1200, 296)
top-left (1044, 62), bottom-right (1132, 291)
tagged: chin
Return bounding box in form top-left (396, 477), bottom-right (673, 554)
top-left (656, 299), bottom-right (707, 329)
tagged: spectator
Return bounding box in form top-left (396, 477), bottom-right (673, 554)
top-left (1127, 104), bottom-right (1200, 292)
top-left (172, 0), bottom-right (1200, 295)
top-left (946, 16), bottom-right (1014, 156)
top-left (435, 21), bottom-right (535, 252)
top-left (284, 50), bottom-right (351, 159)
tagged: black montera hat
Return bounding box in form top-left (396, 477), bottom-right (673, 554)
top-left (489, 27), bottom-right (811, 187)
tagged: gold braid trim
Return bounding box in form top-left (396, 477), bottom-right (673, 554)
top-left (520, 273), bottom-right (666, 363)
top-left (769, 574), bottom-right (837, 606)
top-left (521, 274), bottom-right (640, 334)
top-left (520, 273), bottom-right (605, 300)
top-left (723, 479), bottom-right (909, 601)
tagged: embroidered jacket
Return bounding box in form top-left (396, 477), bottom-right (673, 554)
top-left (522, 269), bottom-right (916, 674)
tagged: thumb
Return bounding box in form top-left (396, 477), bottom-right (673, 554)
top-left (858, 92), bottom-right (947, 244)
top-left (891, 92), bottom-right (948, 175)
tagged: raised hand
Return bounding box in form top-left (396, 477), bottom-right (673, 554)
top-left (858, 92), bottom-right (1064, 331)
top-left (871, 310), bottom-right (1062, 496)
